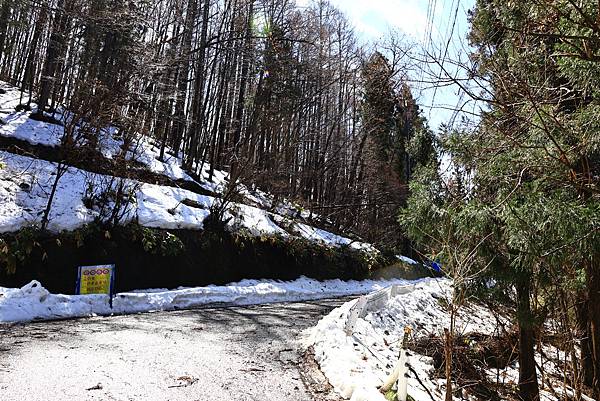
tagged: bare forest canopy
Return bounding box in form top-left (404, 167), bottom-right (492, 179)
top-left (0, 0), bottom-right (436, 249)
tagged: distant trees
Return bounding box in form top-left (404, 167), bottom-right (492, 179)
top-left (358, 52), bottom-right (426, 247)
top-left (0, 0), bottom-right (427, 249)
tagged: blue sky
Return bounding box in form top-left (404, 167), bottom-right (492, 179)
top-left (298, 0), bottom-right (477, 130)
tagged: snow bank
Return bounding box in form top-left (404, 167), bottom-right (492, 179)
top-left (305, 279), bottom-right (577, 401)
top-left (0, 277), bottom-right (415, 323)
top-left (305, 279), bottom-right (458, 401)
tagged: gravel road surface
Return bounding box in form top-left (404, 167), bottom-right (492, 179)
top-left (0, 299), bottom-right (347, 401)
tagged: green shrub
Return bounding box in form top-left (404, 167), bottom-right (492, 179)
top-left (129, 224), bottom-right (185, 256)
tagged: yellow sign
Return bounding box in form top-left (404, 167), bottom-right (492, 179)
top-left (77, 265), bottom-right (115, 295)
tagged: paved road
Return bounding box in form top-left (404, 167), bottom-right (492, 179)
top-left (0, 299), bottom-right (347, 401)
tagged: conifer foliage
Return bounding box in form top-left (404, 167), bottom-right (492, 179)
top-left (401, 0), bottom-right (600, 399)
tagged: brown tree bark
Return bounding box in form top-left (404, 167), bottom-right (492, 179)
top-left (185, 0), bottom-right (211, 169)
top-left (0, 0), bottom-right (11, 63)
top-left (171, 0), bottom-right (197, 155)
top-left (516, 279), bottom-right (540, 401)
top-left (37, 0), bottom-right (66, 114)
top-left (20, 3), bottom-right (48, 105)
top-left (584, 257), bottom-right (600, 398)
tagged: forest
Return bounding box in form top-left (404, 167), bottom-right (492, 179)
top-left (0, 0), bottom-right (432, 249)
top-left (0, 0), bottom-right (599, 400)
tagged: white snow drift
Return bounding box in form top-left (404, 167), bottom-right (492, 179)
top-left (305, 279), bottom-right (579, 401)
top-left (0, 276), bottom-right (414, 323)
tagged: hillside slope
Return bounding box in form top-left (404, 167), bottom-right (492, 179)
top-left (0, 81), bottom-right (429, 293)
top-left (0, 81), bottom-right (373, 251)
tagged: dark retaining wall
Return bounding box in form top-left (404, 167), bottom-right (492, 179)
top-left (0, 224), bottom-right (434, 294)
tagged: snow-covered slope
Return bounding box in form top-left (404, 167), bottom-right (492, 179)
top-left (0, 150), bottom-right (377, 252)
top-left (0, 81), bottom-right (373, 251)
top-left (0, 81), bottom-right (324, 221)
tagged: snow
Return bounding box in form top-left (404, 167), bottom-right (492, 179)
top-left (270, 215), bottom-right (376, 252)
top-left (0, 150), bottom-right (372, 254)
top-left (0, 151), bottom-right (111, 232)
top-left (0, 276), bottom-right (415, 323)
top-left (128, 137), bottom-right (192, 181)
top-left (397, 255), bottom-right (418, 265)
top-left (0, 83), bottom-right (26, 112)
top-left (304, 279), bottom-right (578, 401)
top-left (229, 203), bottom-right (290, 236)
top-left (136, 184), bottom-right (212, 230)
top-left (290, 221), bottom-right (376, 252)
top-left (241, 186), bottom-right (317, 221)
top-left (305, 279), bottom-right (456, 401)
top-left (0, 110), bottom-right (64, 147)
top-left (197, 165), bottom-right (229, 193)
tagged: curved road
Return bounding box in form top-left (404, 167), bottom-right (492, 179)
top-left (0, 299), bottom-right (347, 401)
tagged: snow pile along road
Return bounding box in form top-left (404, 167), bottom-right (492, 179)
top-left (305, 279), bottom-right (570, 401)
top-left (0, 277), bottom-right (415, 323)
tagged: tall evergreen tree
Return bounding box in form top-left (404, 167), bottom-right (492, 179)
top-left (402, 0), bottom-right (600, 399)
top-left (360, 52), bottom-right (428, 248)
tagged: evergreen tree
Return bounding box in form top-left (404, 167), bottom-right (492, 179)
top-left (360, 52), bottom-right (430, 249)
top-left (401, 0), bottom-right (600, 399)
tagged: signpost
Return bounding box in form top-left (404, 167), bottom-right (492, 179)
top-left (76, 264), bottom-right (116, 308)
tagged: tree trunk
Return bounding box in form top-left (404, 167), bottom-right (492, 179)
top-left (41, 162), bottom-right (67, 231)
top-left (444, 327), bottom-right (453, 401)
top-left (171, 0), bottom-right (197, 155)
top-left (37, 0), bottom-right (66, 114)
top-left (20, 4), bottom-right (48, 105)
top-left (0, 0), bottom-right (12, 63)
top-left (516, 279), bottom-right (540, 401)
top-left (185, 0), bottom-right (211, 169)
top-left (585, 257), bottom-right (600, 398)
top-left (231, 0), bottom-right (254, 162)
